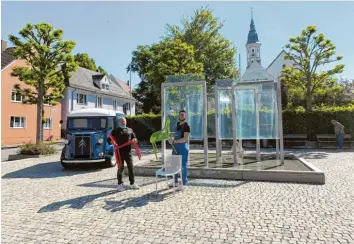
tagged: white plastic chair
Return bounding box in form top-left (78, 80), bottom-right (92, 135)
top-left (155, 155), bottom-right (183, 195)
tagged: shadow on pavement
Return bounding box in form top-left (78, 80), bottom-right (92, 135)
top-left (78, 177), bottom-right (164, 189)
top-left (2, 161), bottom-right (101, 179)
top-left (38, 188), bottom-right (174, 213)
top-left (186, 179), bottom-right (249, 188)
top-left (103, 190), bottom-right (175, 212)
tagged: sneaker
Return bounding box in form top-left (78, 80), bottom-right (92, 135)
top-left (176, 184), bottom-right (184, 191)
top-left (117, 184), bottom-right (125, 192)
top-left (129, 183), bottom-right (139, 190)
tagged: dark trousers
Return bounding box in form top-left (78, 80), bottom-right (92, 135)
top-left (117, 152), bottom-right (135, 185)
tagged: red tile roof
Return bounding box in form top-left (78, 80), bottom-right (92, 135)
top-left (115, 77), bottom-right (131, 92)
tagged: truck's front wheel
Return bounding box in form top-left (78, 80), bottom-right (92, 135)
top-left (105, 154), bottom-right (116, 168)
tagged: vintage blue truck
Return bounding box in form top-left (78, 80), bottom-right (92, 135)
top-left (60, 108), bottom-right (125, 168)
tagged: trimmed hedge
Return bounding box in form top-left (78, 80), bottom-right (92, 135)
top-left (126, 109), bottom-right (354, 141)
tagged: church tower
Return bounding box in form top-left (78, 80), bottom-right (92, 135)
top-left (246, 8), bottom-right (261, 68)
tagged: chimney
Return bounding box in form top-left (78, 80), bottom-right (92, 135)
top-left (1, 40), bottom-right (7, 52)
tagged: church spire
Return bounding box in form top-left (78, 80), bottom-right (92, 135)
top-left (245, 7), bottom-right (261, 68)
top-left (247, 7), bottom-right (259, 45)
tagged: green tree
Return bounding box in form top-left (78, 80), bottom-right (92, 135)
top-left (130, 39), bottom-right (204, 113)
top-left (281, 25), bottom-right (345, 111)
top-left (132, 81), bottom-right (160, 114)
top-left (165, 6), bottom-right (238, 89)
top-left (97, 66), bottom-right (108, 76)
top-left (9, 22), bottom-right (77, 144)
top-left (74, 53), bottom-right (97, 71)
top-left (130, 6), bottom-right (238, 113)
top-left (74, 53), bottom-right (108, 75)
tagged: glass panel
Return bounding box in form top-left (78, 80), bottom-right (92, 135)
top-left (186, 94), bottom-right (203, 140)
top-left (14, 117), bottom-right (21, 128)
top-left (68, 118), bottom-right (107, 130)
top-left (234, 88), bottom-right (278, 139)
top-left (259, 92), bottom-right (278, 139)
top-left (11, 91), bottom-right (22, 101)
top-left (44, 118), bottom-right (52, 128)
top-left (10, 117), bottom-right (14, 127)
top-left (235, 89), bottom-right (257, 139)
top-left (217, 89), bottom-right (233, 139)
top-left (21, 118), bottom-right (25, 128)
top-left (69, 118), bottom-right (87, 128)
top-left (108, 118), bottom-right (114, 130)
top-left (163, 82), bottom-right (204, 140)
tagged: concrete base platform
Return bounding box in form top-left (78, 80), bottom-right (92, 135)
top-left (128, 153), bottom-right (325, 185)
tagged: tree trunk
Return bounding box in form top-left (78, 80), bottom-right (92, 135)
top-left (306, 92), bottom-right (312, 111)
top-left (306, 76), bottom-right (312, 111)
top-left (36, 81), bottom-right (44, 144)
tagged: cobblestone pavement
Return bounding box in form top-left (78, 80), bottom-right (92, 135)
top-left (2, 150), bottom-right (354, 244)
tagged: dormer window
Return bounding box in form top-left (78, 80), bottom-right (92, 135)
top-left (101, 84), bottom-right (109, 90)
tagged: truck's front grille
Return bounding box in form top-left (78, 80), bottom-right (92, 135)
top-left (74, 135), bottom-right (91, 159)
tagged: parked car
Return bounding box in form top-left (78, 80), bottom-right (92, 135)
top-left (60, 108), bottom-right (125, 168)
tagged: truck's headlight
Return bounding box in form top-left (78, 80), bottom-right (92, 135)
top-left (98, 138), bottom-right (104, 144)
top-left (64, 140), bottom-right (69, 145)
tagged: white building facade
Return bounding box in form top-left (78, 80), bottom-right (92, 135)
top-left (61, 67), bottom-right (136, 129)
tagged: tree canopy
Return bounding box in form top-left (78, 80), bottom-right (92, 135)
top-left (281, 25), bottom-right (345, 111)
top-left (74, 53), bottom-right (108, 75)
top-left (9, 22), bottom-right (77, 143)
top-left (130, 6), bottom-right (238, 113)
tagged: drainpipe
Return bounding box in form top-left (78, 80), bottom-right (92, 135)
top-left (71, 89), bottom-right (76, 113)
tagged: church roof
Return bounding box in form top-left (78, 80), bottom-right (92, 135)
top-left (241, 60), bottom-right (274, 83)
top-left (246, 13), bottom-right (259, 45)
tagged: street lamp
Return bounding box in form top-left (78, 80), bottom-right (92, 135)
top-left (129, 62), bottom-right (132, 116)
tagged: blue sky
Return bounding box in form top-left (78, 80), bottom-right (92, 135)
top-left (2, 1), bottom-right (354, 88)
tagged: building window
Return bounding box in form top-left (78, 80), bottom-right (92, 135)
top-left (43, 118), bottom-right (52, 129)
top-left (11, 90), bottom-right (23, 102)
top-left (96, 96), bottom-right (103, 108)
top-left (123, 103), bottom-right (130, 114)
top-left (101, 84), bottom-right (109, 90)
top-left (77, 93), bottom-right (87, 105)
top-left (10, 116), bottom-right (26, 128)
top-left (113, 100), bottom-right (117, 110)
top-left (108, 117), bottom-right (115, 130)
top-left (252, 49), bottom-right (254, 53)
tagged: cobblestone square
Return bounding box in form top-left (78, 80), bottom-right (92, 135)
top-left (2, 150), bottom-right (354, 243)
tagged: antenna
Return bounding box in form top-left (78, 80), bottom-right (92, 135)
top-left (251, 7), bottom-right (253, 19)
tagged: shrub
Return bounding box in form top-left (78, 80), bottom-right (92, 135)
top-left (18, 142), bottom-right (56, 155)
top-left (128, 107), bottom-right (354, 141)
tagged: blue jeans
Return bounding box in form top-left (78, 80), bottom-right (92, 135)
top-left (173, 149), bottom-right (188, 185)
top-left (336, 133), bottom-right (344, 149)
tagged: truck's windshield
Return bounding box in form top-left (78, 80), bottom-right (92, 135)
top-left (68, 117), bottom-right (107, 130)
